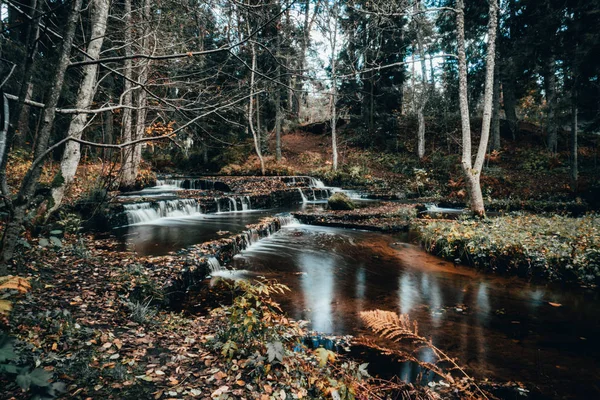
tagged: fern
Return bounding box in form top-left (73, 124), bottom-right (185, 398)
top-left (359, 310), bottom-right (489, 399)
top-left (0, 276), bottom-right (31, 315)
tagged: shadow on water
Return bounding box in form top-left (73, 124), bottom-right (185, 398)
top-left (228, 224), bottom-right (600, 399)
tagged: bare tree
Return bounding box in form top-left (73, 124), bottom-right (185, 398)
top-left (457, 0), bottom-right (498, 216)
top-left (50, 0), bottom-right (110, 212)
top-left (1, 0), bottom-right (84, 273)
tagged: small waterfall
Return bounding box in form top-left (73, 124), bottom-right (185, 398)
top-left (242, 195), bottom-right (251, 211)
top-left (309, 177), bottom-right (325, 188)
top-left (156, 179), bottom-right (184, 188)
top-left (228, 197), bottom-right (237, 212)
top-left (277, 214), bottom-right (300, 226)
top-left (123, 198), bottom-right (202, 224)
top-left (297, 188), bottom-right (308, 203)
top-left (206, 257), bottom-right (224, 273)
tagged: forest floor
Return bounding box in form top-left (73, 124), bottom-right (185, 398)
top-left (2, 232), bottom-right (503, 400)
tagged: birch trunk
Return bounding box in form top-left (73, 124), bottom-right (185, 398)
top-left (130, 0), bottom-right (151, 188)
top-left (490, 61), bottom-right (501, 151)
top-left (415, 0), bottom-right (428, 160)
top-left (248, 40), bottom-right (265, 175)
top-left (120, 0), bottom-right (135, 188)
top-left (330, 8), bottom-right (339, 172)
top-left (1, 0), bottom-right (83, 273)
top-left (458, 0), bottom-right (498, 217)
top-left (275, 10), bottom-right (282, 162)
top-left (50, 0), bottom-right (110, 212)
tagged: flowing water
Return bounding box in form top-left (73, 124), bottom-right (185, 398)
top-left (115, 181), bottom-right (600, 398)
top-left (228, 224), bottom-right (600, 399)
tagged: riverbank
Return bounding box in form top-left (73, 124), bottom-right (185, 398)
top-left (1, 232), bottom-right (492, 399)
top-left (415, 214), bottom-right (600, 286)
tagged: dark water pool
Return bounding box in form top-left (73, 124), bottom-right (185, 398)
top-left (227, 224), bottom-right (600, 399)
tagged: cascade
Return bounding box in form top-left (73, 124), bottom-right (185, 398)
top-left (123, 199), bottom-right (202, 224)
top-left (206, 257), bottom-right (224, 273)
top-left (276, 214), bottom-right (300, 226)
top-left (297, 188), bottom-right (308, 203)
top-left (228, 197), bottom-right (238, 212)
top-left (309, 177), bottom-right (325, 188)
top-left (242, 196), bottom-right (251, 211)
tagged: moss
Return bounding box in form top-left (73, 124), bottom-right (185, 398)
top-left (328, 192), bottom-right (355, 210)
top-left (51, 170), bottom-right (65, 188)
top-left (415, 214), bottom-right (600, 285)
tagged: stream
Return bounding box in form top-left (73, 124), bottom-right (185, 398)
top-left (117, 181), bottom-right (600, 399)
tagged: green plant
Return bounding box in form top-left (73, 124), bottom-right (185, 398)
top-left (124, 299), bottom-right (157, 324)
top-left (0, 334), bottom-right (65, 398)
top-left (211, 279), bottom-right (298, 359)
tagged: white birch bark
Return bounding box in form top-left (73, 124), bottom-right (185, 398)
top-left (458, 0), bottom-right (498, 216)
top-left (50, 0), bottom-right (110, 211)
top-left (120, 0), bottom-right (135, 188)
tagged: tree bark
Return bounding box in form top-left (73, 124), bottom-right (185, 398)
top-left (458, 0), bottom-right (498, 217)
top-left (131, 0), bottom-right (151, 187)
top-left (1, 0), bottom-right (83, 273)
top-left (49, 0), bottom-right (110, 213)
top-left (12, 0), bottom-right (41, 149)
top-left (330, 5), bottom-right (339, 172)
top-left (248, 38), bottom-right (265, 175)
top-left (570, 89), bottom-right (578, 190)
top-left (120, 0), bottom-right (135, 188)
top-left (415, 0), bottom-right (428, 160)
top-left (275, 10), bottom-right (282, 162)
top-left (544, 56), bottom-right (558, 153)
top-left (490, 60), bottom-right (501, 151)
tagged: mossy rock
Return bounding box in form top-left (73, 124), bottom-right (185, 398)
top-left (328, 192), bottom-right (355, 210)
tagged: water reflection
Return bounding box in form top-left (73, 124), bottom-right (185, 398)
top-left (231, 224), bottom-right (600, 398)
top-left (299, 253), bottom-right (336, 333)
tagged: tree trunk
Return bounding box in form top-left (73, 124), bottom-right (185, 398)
top-left (12, 0), bottom-right (41, 149)
top-left (490, 60), bottom-right (501, 151)
top-left (415, 1), bottom-right (428, 160)
top-left (120, 0), bottom-right (135, 188)
top-left (330, 7), bottom-right (339, 172)
top-left (571, 89), bottom-right (578, 190)
top-left (544, 56), bottom-right (558, 153)
top-left (457, 0), bottom-right (498, 217)
top-left (275, 12), bottom-right (282, 162)
top-left (248, 39), bottom-right (265, 175)
top-left (130, 0), bottom-right (151, 187)
top-left (49, 0), bottom-right (109, 213)
top-left (16, 84), bottom-right (33, 145)
top-left (1, 0), bottom-right (83, 273)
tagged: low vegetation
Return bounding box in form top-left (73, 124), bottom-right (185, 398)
top-left (416, 214), bottom-right (600, 285)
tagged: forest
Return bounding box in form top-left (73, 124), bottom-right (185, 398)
top-left (0, 0), bottom-right (599, 399)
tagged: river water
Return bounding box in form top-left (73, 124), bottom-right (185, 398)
top-left (117, 190), bottom-right (600, 399)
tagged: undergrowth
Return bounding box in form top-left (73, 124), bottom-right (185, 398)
top-left (415, 214), bottom-right (600, 285)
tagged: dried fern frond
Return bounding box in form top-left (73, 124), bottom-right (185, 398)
top-left (0, 276), bottom-right (31, 293)
top-left (360, 309), bottom-right (490, 399)
top-left (359, 310), bottom-right (426, 346)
